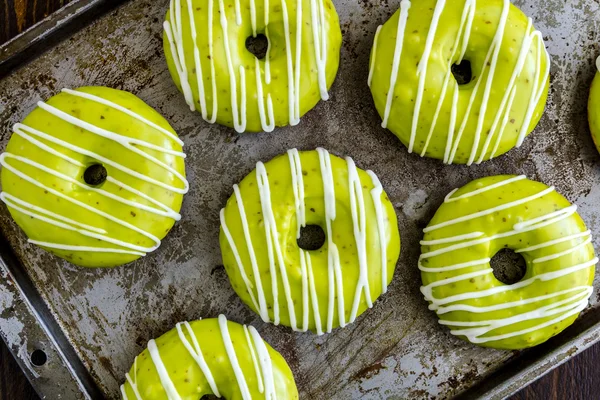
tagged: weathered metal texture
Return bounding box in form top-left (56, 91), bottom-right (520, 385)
top-left (0, 244), bottom-right (85, 399)
top-left (0, 0), bottom-right (599, 399)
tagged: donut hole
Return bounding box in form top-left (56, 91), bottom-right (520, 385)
top-left (245, 34), bottom-right (269, 60)
top-left (200, 396), bottom-right (219, 400)
top-left (490, 248), bottom-right (526, 285)
top-left (451, 60), bottom-right (473, 85)
top-left (297, 225), bottom-right (326, 251)
top-left (83, 163), bottom-right (107, 186)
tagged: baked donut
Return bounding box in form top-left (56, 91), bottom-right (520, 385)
top-left (163, 0), bottom-right (342, 133)
top-left (420, 175), bottom-right (597, 349)
top-left (589, 56), bottom-right (600, 152)
top-left (0, 87), bottom-right (187, 268)
top-left (120, 315), bottom-right (298, 399)
top-left (219, 148), bottom-right (401, 334)
top-left (368, 0), bottom-right (550, 165)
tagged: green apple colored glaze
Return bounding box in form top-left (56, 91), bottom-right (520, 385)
top-left (420, 175), bottom-right (597, 350)
top-left (120, 315), bottom-right (298, 400)
top-left (368, 0), bottom-right (550, 165)
top-left (163, 0), bottom-right (342, 133)
top-left (219, 148), bottom-right (401, 334)
top-left (588, 57), bottom-right (600, 153)
top-left (0, 87), bottom-right (187, 268)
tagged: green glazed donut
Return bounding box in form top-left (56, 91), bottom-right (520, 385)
top-left (589, 57), bottom-right (600, 152)
top-left (120, 315), bottom-right (298, 399)
top-left (420, 175), bottom-right (597, 349)
top-left (368, 0), bottom-right (550, 165)
top-left (0, 87), bottom-right (187, 268)
top-left (219, 148), bottom-right (401, 334)
top-left (163, 0), bottom-right (342, 133)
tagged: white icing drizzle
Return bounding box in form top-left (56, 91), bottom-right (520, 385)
top-left (281, 0), bottom-right (300, 126)
top-left (1, 91), bottom-right (187, 257)
top-left (255, 58), bottom-right (275, 132)
top-left (288, 149), bottom-right (306, 238)
top-left (61, 89), bottom-right (183, 145)
top-left (408, 0), bottom-right (446, 153)
top-left (244, 325), bottom-right (264, 394)
top-left (367, 170), bottom-right (388, 293)
top-left (381, 0), bottom-right (411, 128)
top-left (421, 179), bottom-right (597, 343)
top-left (256, 161), bottom-right (297, 330)
top-left (165, 0), bottom-right (332, 132)
top-left (148, 339), bottom-right (181, 399)
top-left (219, 315), bottom-right (252, 400)
top-left (596, 56), bottom-right (600, 72)
top-left (304, 250), bottom-right (323, 335)
top-left (121, 357), bottom-right (142, 400)
top-left (444, 175), bottom-right (526, 203)
top-left (368, 26), bottom-right (382, 88)
top-left (317, 148), bottom-right (345, 331)
top-left (298, 249), bottom-right (309, 332)
top-left (176, 321), bottom-right (220, 396)
top-left (248, 325), bottom-right (277, 400)
top-left (131, 316), bottom-right (278, 399)
top-left (310, 0), bottom-right (330, 100)
top-left (424, 186), bottom-right (555, 233)
top-left (374, 0), bottom-right (549, 164)
top-left (221, 149), bottom-right (392, 334)
top-left (347, 157), bottom-right (372, 322)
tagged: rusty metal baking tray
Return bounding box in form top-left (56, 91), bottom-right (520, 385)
top-left (0, 0), bottom-right (599, 399)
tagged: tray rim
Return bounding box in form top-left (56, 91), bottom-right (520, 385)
top-left (0, 0), bottom-right (598, 398)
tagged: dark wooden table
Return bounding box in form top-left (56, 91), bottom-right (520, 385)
top-left (0, 0), bottom-right (599, 399)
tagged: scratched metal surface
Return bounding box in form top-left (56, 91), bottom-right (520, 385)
top-left (0, 0), bottom-right (599, 398)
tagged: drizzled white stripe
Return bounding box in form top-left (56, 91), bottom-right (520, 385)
top-left (424, 186), bottom-right (555, 233)
top-left (148, 339), bottom-right (181, 400)
top-left (219, 315), bottom-right (252, 400)
top-left (121, 358), bottom-right (142, 400)
top-left (444, 175), bottom-right (526, 203)
top-left (257, 161), bottom-right (297, 330)
top-left (367, 170), bottom-right (388, 293)
top-left (61, 89), bottom-right (183, 145)
top-left (244, 325), bottom-right (264, 394)
top-left (381, 0), bottom-right (411, 128)
top-left (368, 26), bottom-right (382, 88)
top-left (310, 0), bottom-right (329, 100)
top-left (219, 0), bottom-right (247, 133)
top-left (408, 0), bottom-right (446, 153)
top-left (317, 148), bottom-right (345, 332)
top-left (176, 321), bottom-right (221, 397)
top-left (288, 149), bottom-right (305, 239)
top-left (347, 157), bottom-right (372, 322)
top-left (248, 325), bottom-right (277, 400)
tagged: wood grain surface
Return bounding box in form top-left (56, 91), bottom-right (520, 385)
top-left (0, 0), bottom-right (598, 399)
top-left (0, 0), bottom-right (72, 44)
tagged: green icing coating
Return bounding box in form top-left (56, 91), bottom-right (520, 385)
top-left (219, 149), bottom-right (401, 334)
top-left (0, 87), bottom-right (186, 267)
top-left (420, 175), bottom-right (597, 350)
top-left (368, 0), bottom-right (550, 164)
top-left (120, 316), bottom-right (298, 399)
top-left (589, 58), bottom-right (600, 153)
top-left (163, 0), bottom-right (342, 133)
